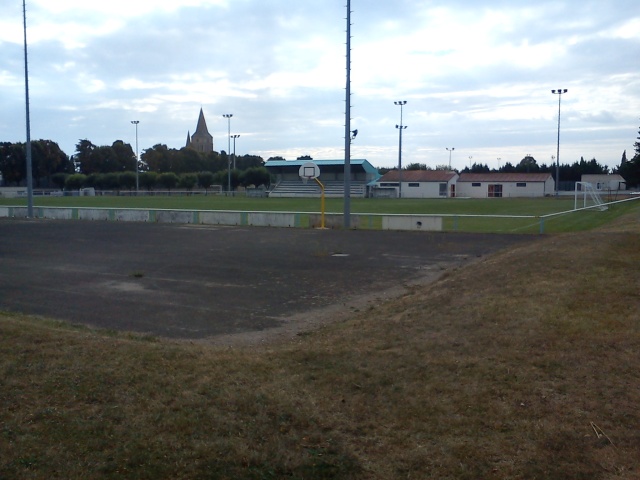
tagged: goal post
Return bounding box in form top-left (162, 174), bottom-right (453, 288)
top-left (574, 182), bottom-right (607, 211)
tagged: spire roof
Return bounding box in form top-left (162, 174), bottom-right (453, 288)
top-left (194, 108), bottom-right (210, 135)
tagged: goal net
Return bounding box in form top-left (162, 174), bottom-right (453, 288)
top-left (574, 182), bottom-right (607, 211)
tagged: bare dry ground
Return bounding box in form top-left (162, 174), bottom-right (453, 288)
top-left (1, 209), bottom-right (639, 479)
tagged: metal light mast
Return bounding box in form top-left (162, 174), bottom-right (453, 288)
top-left (343, 0), bottom-right (352, 228)
top-left (22, 0), bottom-right (34, 217)
top-left (551, 89), bottom-right (568, 196)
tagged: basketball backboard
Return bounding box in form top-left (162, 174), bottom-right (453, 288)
top-left (298, 162), bottom-right (320, 180)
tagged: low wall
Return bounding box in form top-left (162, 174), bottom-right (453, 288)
top-left (0, 206), bottom-right (443, 232)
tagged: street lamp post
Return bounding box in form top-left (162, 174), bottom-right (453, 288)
top-left (551, 88), bottom-right (568, 196)
top-left (131, 120), bottom-right (140, 193)
top-left (468, 155), bottom-right (473, 170)
top-left (231, 134), bottom-right (240, 169)
top-left (222, 114), bottom-right (233, 194)
top-left (22, 0), bottom-right (34, 217)
top-left (446, 147), bottom-right (455, 169)
top-left (394, 100), bottom-right (407, 199)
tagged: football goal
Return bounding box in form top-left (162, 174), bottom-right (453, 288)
top-left (574, 182), bottom-right (608, 211)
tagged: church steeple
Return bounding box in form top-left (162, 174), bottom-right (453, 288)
top-left (194, 108), bottom-right (209, 135)
top-left (186, 108), bottom-right (213, 152)
top-left (185, 130), bottom-right (192, 148)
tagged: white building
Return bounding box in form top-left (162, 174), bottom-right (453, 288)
top-left (580, 174), bottom-right (626, 191)
top-left (456, 173), bottom-right (555, 198)
top-left (375, 170), bottom-right (459, 198)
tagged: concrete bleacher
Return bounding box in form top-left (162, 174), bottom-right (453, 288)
top-left (268, 180), bottom-right (366, 198)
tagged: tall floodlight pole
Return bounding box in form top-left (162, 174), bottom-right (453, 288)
top-left (446, 147), bottom-right (455, 169)
top-left (131, 120), bottom-right (140, 193)
top-left (22, 0), bottom-right (33, 217)
top-left (223, 114), bottom-right (233, 194)
top-left (231, 134), bottom-right (240, 169)
top-left (394, 101), bottom-right (407, 199)
top-left (551, 89), bottom-right (567, 196)
top-left (343, 0), bottom-right (352, 228)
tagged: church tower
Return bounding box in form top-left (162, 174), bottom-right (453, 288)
top-left (185, 108), bottom-right (214, 152)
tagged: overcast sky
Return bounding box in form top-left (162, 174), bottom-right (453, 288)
top-left (2, 0), bottom-right (639, 170)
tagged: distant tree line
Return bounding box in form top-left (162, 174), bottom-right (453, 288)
top-left (0, 139), bottom-right (271, 191)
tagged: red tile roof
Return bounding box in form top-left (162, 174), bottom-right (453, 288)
top-left (379, 170), bottom-right (458, 182)
top-left (457, 173), bottom-right (552, 183)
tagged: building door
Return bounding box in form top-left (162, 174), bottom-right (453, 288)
top-left (450, 184), bottom-right (456, 198)
top-left (488, 184), bottom-right (503, 197)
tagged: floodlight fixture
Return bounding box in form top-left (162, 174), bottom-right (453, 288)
top-left (231, 134), bottom-right (240, 169)
top-left (395, 101), bottom-right (408, 198)
top-left (446, 147), bottom-right (455, 169)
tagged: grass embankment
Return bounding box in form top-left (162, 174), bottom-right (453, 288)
top-left (1, 212), bottom-right (640, 479)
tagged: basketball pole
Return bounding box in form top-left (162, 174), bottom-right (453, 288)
top-left (314, 177), bottom-right (326, 229)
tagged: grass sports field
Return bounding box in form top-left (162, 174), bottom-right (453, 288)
top-left (2, 194), bottom-right (639, 233)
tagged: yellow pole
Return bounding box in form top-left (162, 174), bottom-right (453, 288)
top-left (314, 177), bottom-right (325, 229)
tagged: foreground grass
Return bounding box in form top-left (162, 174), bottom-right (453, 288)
top-left (1, 215), bottom-right (639, 478)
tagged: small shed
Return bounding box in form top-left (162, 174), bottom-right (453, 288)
top-left (374, 170), bottom-right (459, 198)
top-left (457, 173), bottom-right (555, 198)
top-left (580, 174), bottom-right (626, 191)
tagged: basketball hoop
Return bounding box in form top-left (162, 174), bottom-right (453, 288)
top-left (298, 162), bottom-right (320, 184)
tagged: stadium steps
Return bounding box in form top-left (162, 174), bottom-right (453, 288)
top-left (268, 180), bottom-right (366, 198)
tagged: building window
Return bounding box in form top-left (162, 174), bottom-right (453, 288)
top-left (380, 182), bottom-right (398, 187)
top-left (472, 182), bottom-right (481, 187)
top-left (516, 182), bottom-right (526, 187)
top-left (408, 182), bottom-right (419, 187)
top-left (439, 183), bottom-right (447, 196)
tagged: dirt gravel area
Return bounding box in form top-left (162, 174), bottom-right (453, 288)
top-left (0, 218), bottom-right (536, 343)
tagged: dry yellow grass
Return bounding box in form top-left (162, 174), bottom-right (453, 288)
top-left (1, 209), bottom-right (639, 479)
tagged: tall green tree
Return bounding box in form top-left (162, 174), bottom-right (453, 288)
top-left (178, 148), bottom-right (206, 174)
top-left (240, 167), bottom-right (270, 188)
top-left (110, 140), bottom-right (136, 171)
top-left (142, 144), bottom-right (174, 173)
top-left (405, 163), bottom-right (430, 171)
top-left (0, 142), bottom-right (26, 185)
top-left (516, 155), bottom-right (539, 173)
top-left (616, 124), bottom-right (640, 187)
top-left (76, 139), bottom-right (135, 174)
top-left (31, 140), bottom-right (73, 186)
